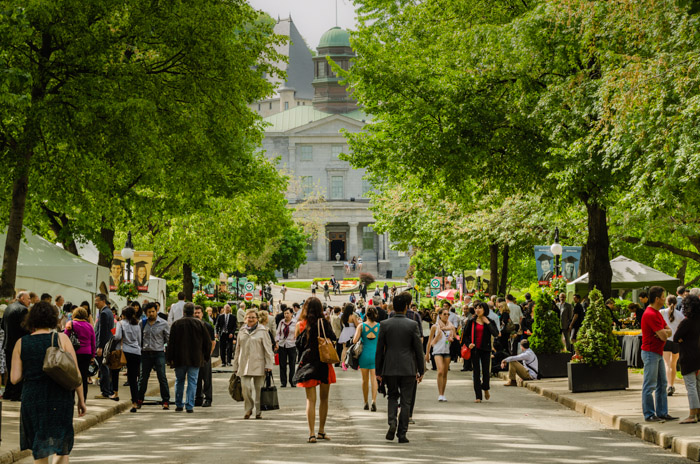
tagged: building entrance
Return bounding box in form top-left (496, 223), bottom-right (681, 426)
top-left (329, 232), bottom-right (346, 261)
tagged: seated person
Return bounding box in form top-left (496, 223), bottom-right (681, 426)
top-left (491, 339), bottom-right (510, 374)
top-left (501, 339), bottom-right (538, 386)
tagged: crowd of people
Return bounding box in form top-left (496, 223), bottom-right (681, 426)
top-left (4, 281), bottom-right (700, 461)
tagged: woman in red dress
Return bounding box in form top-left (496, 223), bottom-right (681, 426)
top-left (293, 297), bottom-right (337, 443)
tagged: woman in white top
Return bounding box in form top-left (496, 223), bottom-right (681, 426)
top-left (337, 303), bottom-right (360, 371)
top-left (425, 308), bottom-right (456, 402)
top-left (661, 295), bottom-right (684, 396)
top-left (114, 306), bottom-right (142, 413)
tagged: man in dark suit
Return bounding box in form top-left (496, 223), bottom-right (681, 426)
top-left (2, 291), bottom-right (30, 400)
top-left (376, 291), bottom-right (425, 443)
top-left (215, 304), bottom-right (236, 366)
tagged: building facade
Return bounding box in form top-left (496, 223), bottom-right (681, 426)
top-left (257, 21), bottom-right (410, 279)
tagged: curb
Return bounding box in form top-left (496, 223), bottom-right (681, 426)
top-left (497, 372), bottom-right (700, 461)
top-left (1, 358), bottom-right (221, 463)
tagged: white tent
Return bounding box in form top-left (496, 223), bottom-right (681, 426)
top-left (566, 255), bottom-right (680, 296)
top-left (0, 229), bottom-right (111, 309)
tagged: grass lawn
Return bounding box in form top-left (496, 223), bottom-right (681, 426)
top-left (280, 280), bottom-right (407, 292)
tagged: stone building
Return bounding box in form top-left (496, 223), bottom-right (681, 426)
top-left (257, 20), bottom-right (410, 279)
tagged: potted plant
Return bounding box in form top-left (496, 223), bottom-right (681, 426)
top-left (529, 288), bottom-right (571, 377)
top-left (568, 288), bottom-right (628, 392)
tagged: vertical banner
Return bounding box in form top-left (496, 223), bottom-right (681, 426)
top-left (132, 251), bottom-right (153, 292)
top-left (561, 246), bottom-right (583, 282)
top-left (109, 252), bottom-right (125, 291)
top-left (534, 246), bottom-right (554, 285)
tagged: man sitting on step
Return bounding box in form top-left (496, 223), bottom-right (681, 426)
top-left (501, 339), bottom-right (538, 386)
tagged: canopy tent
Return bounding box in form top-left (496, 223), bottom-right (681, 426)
top-left (566, 255), bottom-right (680, 296)
top-left (0, 229), bottom-right (110, 310)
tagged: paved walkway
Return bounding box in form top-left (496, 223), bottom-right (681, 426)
top-left (15, 361), bottom-right (689, 463)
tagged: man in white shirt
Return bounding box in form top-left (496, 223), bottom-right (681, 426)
top-left (168, 292), bottom-right (186, 326)
top-left (506, 294), bottom-right (523, 326)
top-left (501, 339), bottom-right (538, 386)
top-left (236, 302), bottom-right (247, 329)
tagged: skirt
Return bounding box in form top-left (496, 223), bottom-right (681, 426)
top-left (297, 364), bottom-right (336, 388)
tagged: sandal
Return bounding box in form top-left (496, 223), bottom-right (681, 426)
top-left (680, 416), bottom-right (697, 424)
top-left (317, 432), bottom-right (331, 441)
top-left (308, 435), bottom-right (317, 443)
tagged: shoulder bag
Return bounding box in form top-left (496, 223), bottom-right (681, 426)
top-left (43, 331), bottom-right (82, 390)
top-left (106, 323), bottom-right (127, 369)
top-left (260, 371), bottom-right (280, 411)
top-left (228, 373), bottom-right (243, 401)
top-left (317, 319), bottom-right (340, 364)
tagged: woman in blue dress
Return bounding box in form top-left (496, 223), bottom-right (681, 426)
top-left (352, 306), bottom-right (379, 411)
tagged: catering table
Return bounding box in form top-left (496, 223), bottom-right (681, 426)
top-left (614, 330), bottom-right (643, 368)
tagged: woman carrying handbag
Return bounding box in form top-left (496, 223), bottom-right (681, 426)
top-left (463, 302), bottom-right (499, 403)
top-left (293, 297), bottom-right (337, 443)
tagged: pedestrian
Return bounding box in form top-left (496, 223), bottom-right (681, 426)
top-left (195, 305), bottom-right (216, 408)
top-left (502, 339), bottom-right (538, 385)
top-left (216, 304), bottom-right (236, 366)
top-left (166, 302), bottom-right (212, 413)
top-left (557, 293), bottom-right (573, 352)
top-left (281, 284), bottom-right (288, 301)
top-left (673, 294), bottom-right (700, 423)
top-left (94, 294), bottom-right (118, 401)
top-left (293, 297), bottom-right (337, 443)
top-left (425, 308), bottom-right (456, 402)
top-left (115, 306), bottom-right (142, 413)
top-left (232, 309), bottom-right (274, 419)
top-left (570, 294), bottom-right (585, 344)
top-left (64, 306), bottom-right (96, 402)
top-left (2, 291), bottom-right (30, 401)
top-left (311, 281), bottom-right (318, 296)
top-left (138, 302), bottom-right (170, 410)
top-left (237, 302), bottom-right (247, 330)
top-left (375, 291), bottom-right (424, 444)
top-left (167, 292), bottom-right (187, 326)
top-left (11, 301), bottom-right (87, 462)
top-left (276, 307), bottom-right (297, 388)
top-left (462, 302), bottom-right (499, 403)
top-left (660, 295), bottom-right (684, 396)
top-left (338, 303), bottom-right (360, 371)
top-left (353, 306), bottom-right (379, 411)
top-left (641, 286), bottom-right (677, 422)
top-left (383, 282), bottom-right (389, 302)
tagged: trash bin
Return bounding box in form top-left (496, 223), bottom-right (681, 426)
top-left (386, 270), bottom-right (393, 279)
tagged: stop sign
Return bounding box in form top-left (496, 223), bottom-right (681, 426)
top-left (244, 292), bottom-right (254, 301)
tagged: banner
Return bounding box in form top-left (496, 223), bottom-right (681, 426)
top-left (132, 251), bottom-right (153, 292)
top-left (534, 245), bottom-right (583, 284)
top-left (109, 252), bottom-right (125, 291)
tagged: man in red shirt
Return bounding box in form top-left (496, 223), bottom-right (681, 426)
top-left (641, 286), bottom-right (677, 422)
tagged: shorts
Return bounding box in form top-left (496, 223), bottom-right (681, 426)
top-left (663, 340), bottom-right (679, 354)
top-left (434, 353), bottom-right (451, 358)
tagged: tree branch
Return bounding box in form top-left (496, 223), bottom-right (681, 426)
top-left (620, 236), bottom-right (700, 263)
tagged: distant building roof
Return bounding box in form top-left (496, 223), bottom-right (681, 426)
top-left (318, 27), bottom-right (351, 48)
top-left (263, 106), bottom-right (368, 133)
top-left (269, 18), bottom-right (314, 100)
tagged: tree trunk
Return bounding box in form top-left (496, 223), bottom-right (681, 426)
top-left (183, 262), bottom-right (194, 301)
top-left (677, 260), bottom-right (688, 285)
top-left (585, 201), bottom-right (612, 299)
top-left (488, 243), bottom-right (499, 295)
top-left (97, 227), bottom-right (115, 268)
top-left (0, 167), bottom-right (31, 298)
top-left (499, 244), bottom-right (510, 296)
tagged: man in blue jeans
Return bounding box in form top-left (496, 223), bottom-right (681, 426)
top-left (641, 286), bottom-right (677, 422)
top-left (166, 302), bottom-right (212, 413)
top-left (138, 302), bottom-right (170, 409)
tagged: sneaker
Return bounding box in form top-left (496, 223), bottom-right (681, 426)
top-left (175, 407), bottom-right (184, 412)
top-left (162, 402), bottom-right (169, 410)
top-left (645, 415), bottom-right (664, 422)
top-left (668, 386), bottom-right (675, 396)
top-left (186, 409), bottom-right (194, 414)
top-left (202, 400), bottom-right (212, 408)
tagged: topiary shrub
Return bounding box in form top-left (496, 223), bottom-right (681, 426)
top-left (529, 288), bottom-right (563, 355)
top-left (574, 288), bottom-right (620, 367)
top-left (359, 272), bottom-right (375, 286)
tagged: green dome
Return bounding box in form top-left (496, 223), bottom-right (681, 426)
top-left (318, 27), bottom-right (351, 49)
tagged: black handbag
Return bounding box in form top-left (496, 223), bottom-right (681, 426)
top-left (260, 371), bottom-right (280, 411)
top-left (229, 373), bottom-right (243, 402)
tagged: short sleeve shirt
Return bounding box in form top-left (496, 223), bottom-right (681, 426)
top-left (641, 306), bottom-right (666, 355)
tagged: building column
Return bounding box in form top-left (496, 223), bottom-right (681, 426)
top-left (348, 222), bottom-right (359, 260)
top-left (316, 225), bottom-right (326, 261)
top-left (377, 228), bottom-right (384, 260)
top-left (382, 233), bottom-right (389, 260)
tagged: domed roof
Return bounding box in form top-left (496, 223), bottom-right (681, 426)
top-left (318, 27), bottom-right (351, 49)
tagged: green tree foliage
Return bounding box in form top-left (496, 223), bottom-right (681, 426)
top-left (269, 225), bottom-right (308, 277)
top-left (528, 289), bottom-right (563, 355)
top-left (574, 288), bottom-right (620, 367)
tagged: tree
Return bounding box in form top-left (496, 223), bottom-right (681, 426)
top-left (528, 289), bottom-right (563, 355)
top-left (269, 225), bottom-right (308, 278)
top-left (574, 288), bottom-right (619, 366)
top-left (0, 0), bottom-right (284, 296)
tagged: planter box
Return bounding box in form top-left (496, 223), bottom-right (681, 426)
top-left (536, 353), bottom-right (573, 378)
top-left (567, 360), bottom-right (629, 393)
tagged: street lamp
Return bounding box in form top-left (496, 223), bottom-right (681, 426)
top-left (121, 231), bottom-right (135, 283)
top-left (475, 263), bottom-right (484, 292)
top-left (447, 275), bottom-right (453, 289)
top-left (550, 227), bottom-right (563, 278)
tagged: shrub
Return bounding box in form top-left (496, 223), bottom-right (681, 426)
top-left (359, 272), bottom-right (375, 286)
top-left (312, 277), bottom-right (359, 283)
top-left (529, 289), bottom-right (564, 355)
top-left (574, 288), bottom-right (620, 367)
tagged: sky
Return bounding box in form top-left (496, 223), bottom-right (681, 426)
top-left (248, 0), bottom-right (358, 50)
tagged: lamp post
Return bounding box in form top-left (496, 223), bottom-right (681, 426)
top-left (441, 267), bottom-right (445, 291)
top-left (550, 227), bottom-right (563, 279)
top-left (447, 275), bottom-right (453, 289)
top-left (121, 231), bottom-right (135, 284)
top-left (461, 269), bottom-right (465, 301)
top-left (475, 263), bottom-right (484, 293)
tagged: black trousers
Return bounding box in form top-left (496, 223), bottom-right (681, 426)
top-left (385, 375), bottom-right (416, 438)
top-left (76, 353), bottom-right (92, 401)
top-left (278, 346), bottom-right (297, 386)
top-left (4, 346), bottom-right (22, 400)
top-left (124, 352), bottom-right (141, 404)
top-left (219, 334), bottom-right (233, 365)
top-left (471, 348), bottom-right (491, 400)
top-left (196, 359), bottom-right (212, 403)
